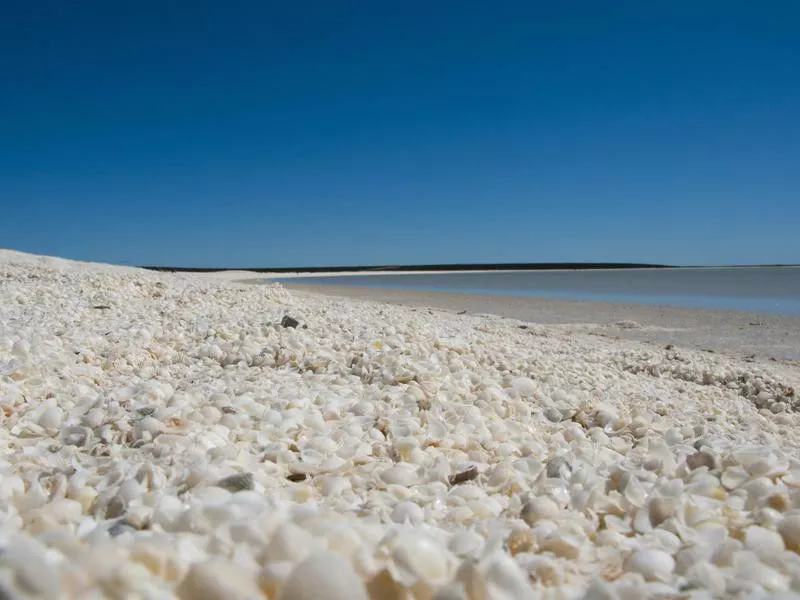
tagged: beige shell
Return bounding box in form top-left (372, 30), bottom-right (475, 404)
top-left (648, 497), bottom-right (678, 527)
top-left (276, 552), bottom-right (368, 600)
top-left (385, 532), bottom-right (453, 589)
top-left (175, 559), bottom-right (262, 600)
top-left (626, 549), bottom-right (675, 582)
top-left (520, 496), bottom-right (559, 527)
top-left (458, 551), bottom-right (534, 600)
top-left (777, 514), bottom-right (800, 552)
top-left (743, 525), bottom-right (785, 557)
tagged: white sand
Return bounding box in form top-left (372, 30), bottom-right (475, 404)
top-left (2, 249), bottom-right (800, 599)
top-left (192, 268), bottom-right (520, 282)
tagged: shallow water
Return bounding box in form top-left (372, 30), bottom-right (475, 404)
top-left (279, 267), bottom-right (800, 316)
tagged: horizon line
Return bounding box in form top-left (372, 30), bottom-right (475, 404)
top-left (138, 261), bottom-right (800, 274)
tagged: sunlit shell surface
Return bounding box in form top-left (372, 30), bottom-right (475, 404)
top-left (0, 249), bottom-right (799, 598)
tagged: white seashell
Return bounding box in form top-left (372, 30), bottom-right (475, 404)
top-left (512, 457), bottom-right (543, 479)
top-left (448, 531), bottom-right (485, 559)
top-left (720, 466), bottom-right (749, 490)
top-left (684, 561), bottom-right (726, 596)
top-left (646, 439), bottom-right (677, 474)
top-left (390, 501), bottom-right (424, 524)
top-left (743, 525), bottom-right (785, 557)
top-left (581, 579), bottom-right (620, 600)
top-left (753, 506), bottom-right (783, 530)
top-left (0, 536), bottom-right (61, 599)
top-left (387, 532), bottom-right (452, 588)
top-left (259, 561), bottom-right (295, 598)
top-left (539, 533), bottom-right (582, 560)
top-left (485, 463), bottom-right (514, 489)
top-left (37, 406), bottom-right (63, 429)
top-left (117, 478), bottom-right (144, 503)
top-left (16, 477), bottom-right (49, 513)
top-left (742, 477), bottom-right (777, 510)
top-left (0, 473), bottom-right (25, 500)
top-left (777, 514), bottom-right (800, 552)
top-left (380, 463), bottom-right (420, 487)
top-left (175, 559), bottom-right (262, 600)
top-left (463, 551), bottom-right (534, 600)
top-left (75, 516), bottom-right (97, 538)
top-left (595, 530), bottom-right (626, 548)
top-left (153, 495), bottom-right (184, 530)
top-left (632, 506), bottom-right (653, 534)
top-left (664, 427), bottom-right (682, 445)
top-left (591, 493), bottom-right (625, 517)
top-left (732, 550), bottom-right (789, 592)
top-left (316, 475), bottom-right (351, 497)
top-left (44, 497), bottom-right (83, 524)
top-left (783, 469), bottom-right (800, 487)
top-left (276, 551), bottom-right (369, 600)
top-left (130, 542), bottom-right (184, 582)
top-left (504, 528), bottom-right (534, 557)
top-left (732, 447), bottom-right (773, 470)
top-left (393, 437), bottom-right (420, 461)
top-left (674, 544), bottom-right (713, 575)
top-left (350, 544), bottom-right (381, 581)
top-left (710, 538), bottom-right (742, 567)
top-left (434, 583), bottom-right (470, 600)
top-left (173, 505), bottom-right (215, 534)
top-left (622, 475), bottom-right (647, 507)
top-left (134, 416), bottom-right (163, 439)
top-left (520, 496), bottom-right (559, 526)
top-left (650, 530), bottom-right (682, 554)
top-left (511, 378), bottom-right (536, 396)
top-left (626, 548), bottom-right (675, 582)
top-left (523, 555), bottom-right (564, 587)
top-left (262, 522), bottom-right (314, 564)
top-left (192, 486), bottom-right (232, 504)
top-left (229, 519), bottom-right (267, 548)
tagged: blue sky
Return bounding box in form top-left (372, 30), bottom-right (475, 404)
top-left (1, 1), bottom-right (798, 267)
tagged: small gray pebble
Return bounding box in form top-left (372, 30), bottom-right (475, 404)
top-left (281, 316), bottom-right (300, 328)
top-left (215, 472), bottom-right (254, 492)
top-left (105, 495), bottom-right (127, 519)
top-left (543, 407), bottom-right (563, 423)
top-left (60, 426), bottom-right (90, 447)
top-left (546, 456), bottom-right (571, 479)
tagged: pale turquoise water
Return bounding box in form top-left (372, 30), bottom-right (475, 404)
top-left (278, 267), bottom-right (800, 316)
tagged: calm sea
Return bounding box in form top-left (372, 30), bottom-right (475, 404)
top-left (279, 267), bottom-right (800, 316)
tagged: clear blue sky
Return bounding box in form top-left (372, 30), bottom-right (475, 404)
top-left (1, 1), bottom-right (798, 267)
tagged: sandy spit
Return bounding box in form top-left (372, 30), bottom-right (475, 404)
top-left (281, 282), bottom-right (800, 363)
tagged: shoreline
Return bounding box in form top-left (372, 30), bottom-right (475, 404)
top-left (187, 263), bottom-right (799, 283)
top-left (280, 281), bottom-right (800, 363)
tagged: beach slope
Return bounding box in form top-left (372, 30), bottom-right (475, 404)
top-left (1, 249), bottom-right (799, 598)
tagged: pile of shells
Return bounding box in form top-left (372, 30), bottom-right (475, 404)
top-left (1, 249), bottom-right (800, 599)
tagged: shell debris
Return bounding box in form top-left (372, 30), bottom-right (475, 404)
top-left (0, 249), bottom-right (799, 598)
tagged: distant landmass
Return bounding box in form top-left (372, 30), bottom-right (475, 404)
top-left (140, 262), bottom-right (799, 274)
top-left (141, 262), bottom-right (675, 273)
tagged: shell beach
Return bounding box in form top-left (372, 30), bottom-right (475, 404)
top-left (1, 250), bottom-right (800, 599)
